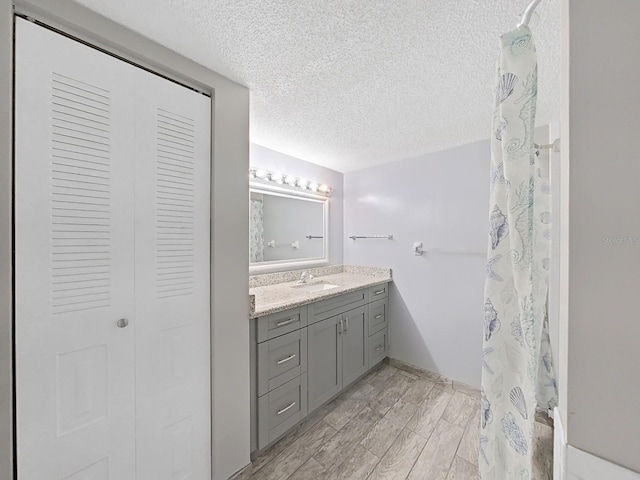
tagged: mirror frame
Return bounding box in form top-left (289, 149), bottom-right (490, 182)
top-left (249, 181), bottom-right (329, 274)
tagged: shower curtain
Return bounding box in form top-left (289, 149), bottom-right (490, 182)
top-left (480, 25), bottom-right (557, 480)
top-left (250, 198), bottom-right (265, 262)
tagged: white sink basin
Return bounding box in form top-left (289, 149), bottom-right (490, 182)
top-left (291, 281), bottom-right (340, 293)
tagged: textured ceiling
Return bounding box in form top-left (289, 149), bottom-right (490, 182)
top-left (74, 0), bottom-right (561, 172)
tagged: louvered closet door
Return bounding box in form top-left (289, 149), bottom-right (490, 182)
top-left (132, 65), bottom-right (211, 479)
top-left (16, 18), bottom-right (212, 480)
top-left (15, 18), bottom-right (136, 479)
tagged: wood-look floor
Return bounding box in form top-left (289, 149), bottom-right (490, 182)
top-left (251, 363), bottom-right (553, 480)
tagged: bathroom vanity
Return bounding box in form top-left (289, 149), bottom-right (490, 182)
top-left (249, 266), bottom-right (391, 454)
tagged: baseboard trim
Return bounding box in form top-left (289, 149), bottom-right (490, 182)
top-left (554, 408), bottom-right (640, 480)
top-left (389, 358), bottom-right (553, 426)
top-left (388, 357), bottom-right (481, 399)
top-left (227, 463), bottom-right (251, 480)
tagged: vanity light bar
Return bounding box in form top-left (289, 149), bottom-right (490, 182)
top-left (249, 168), bottom-right (332, 195)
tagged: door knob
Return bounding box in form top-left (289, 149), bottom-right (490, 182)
top-left (117, 318), bottom-right (129, 328)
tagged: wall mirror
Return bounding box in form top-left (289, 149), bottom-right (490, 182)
top-left (249, 182), bottom-right (329, 273)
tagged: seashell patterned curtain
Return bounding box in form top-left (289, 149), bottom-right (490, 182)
top-left (480, 25), bottom-right (557, 480)
top-left (250, 198), bottom-right (265, 262)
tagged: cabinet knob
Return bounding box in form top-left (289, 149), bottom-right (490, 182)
top-left (116, 318), bottom-right (129, 328)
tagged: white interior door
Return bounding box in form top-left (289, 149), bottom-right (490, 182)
top-left (15, 18), bottom-right (136, 479)
top-left (132, 62), bottom-right (212, 480)
top-left (16, 18), bottom-right (212, 480)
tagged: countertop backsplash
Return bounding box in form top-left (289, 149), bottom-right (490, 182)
top-left (249, 264), bottom-right (391, 289)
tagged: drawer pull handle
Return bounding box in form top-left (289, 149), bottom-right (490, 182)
top-left (375, 345), bottom-right (383, 352)
top-left (276, 354), bottom-right (297, 365)
top-left (374, 290), bottom-right (385, 295)
top-left (375, 314), bottom-right (383, 319)
top-left (344, 317), bottom-right (349, 332)
top-left (338, 318), bottom-right (343, 335)
top-left (275, 318), bottom-right (297, 328)
top-left (277, 402), bottom-right (296, 415)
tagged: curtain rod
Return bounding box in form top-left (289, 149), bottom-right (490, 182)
top-left (518, 0), bottom-right (543, 27)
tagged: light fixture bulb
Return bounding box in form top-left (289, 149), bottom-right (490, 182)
top-left (270, 173), bottom-right (284, 184)
top-left (308, 182), bottom-right (318, 192)
top-left (285, 175), bottom-right (297, 185)
top-left (297, 178), bottom-right (308, 189)
top-left (255, 169), bottom-right (268, 179)
top-left (318, 184), bottom-right (330, 193)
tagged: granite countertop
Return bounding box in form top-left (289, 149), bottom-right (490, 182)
top-left (249, 265), bottom-right (392, 318)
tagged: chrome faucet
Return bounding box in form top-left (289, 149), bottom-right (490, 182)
top-left (296, 271), bottom-right (314, 284)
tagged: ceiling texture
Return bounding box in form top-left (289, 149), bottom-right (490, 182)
top-left (74, 0), bottom-right (561, 172)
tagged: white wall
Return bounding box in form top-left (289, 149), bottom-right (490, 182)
top-left (561, 0), bottom-right (640, 473)
top-left (251, 143), bottom-right (344, 269)
top-left (5, 2), bottom-right (251, 480)
top-left (344, 141), bottom-right (489, 387)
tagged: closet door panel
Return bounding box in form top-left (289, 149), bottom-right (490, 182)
top-left (133, 67), bottom-right (212, 480)
top-left (15, 18), bottom-right (136, 479)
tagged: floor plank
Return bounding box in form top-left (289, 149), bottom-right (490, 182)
top-left (401, 378), bottom-right (435, 405)
top-left (287, 458), bottom-right (327, 480)
top-left (442, 391), bottom-right (477, 428)
top-left (361, 416), bottom-right (403, 457)
top-left (533, 421), bottom-right (554, 480)
top-left (446, 456), bottom-right (480, 480)
top-left (384, 397), bottom-right (421, 428)
top-left (407, 419), bottom-right (464, 480)
top-left (406, 387), bottom-right (453, 439)
top-left (327, 444), bottom-right (379, 480)
top-left (366, 371), bottom-right (414, 415)
top-left (251, 421), bottom-right (337, 480)
top-left (314, 407), bottom-right (382, 471)
top-left (366, 364), bottom-right (397, 389)
top-left (322, 395), bottom-right (369, 431)
top-left (456, 401), bottom-right (480, 467)
top-left (367, 428), bottom-right (427, 480)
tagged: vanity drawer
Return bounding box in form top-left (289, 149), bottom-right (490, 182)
top-left (310, 289), bottom-right (366, 323)
top-left (257, 329), bottom-right (307, 396)
top-left (368, 328), bottom-right (389, 367)
top-left (257, 306), bottom-right (308, 343)
top-left (368, 283), bottom-right (389, 302)
top-left (368, 298), bottom-right (389, 336)
top-left (258, 374), bottom-right (308, 449)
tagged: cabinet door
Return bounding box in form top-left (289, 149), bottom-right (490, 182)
top-left (15, 18), bottom-right (136, 479)
top-left (132, 65), bottom-right (212, 480)
top-left (341, 306), bottom-right (368, 387)
top-left (308, 315), bottom-right (342, 412)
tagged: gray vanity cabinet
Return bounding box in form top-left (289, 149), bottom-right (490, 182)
top-left (251, 283), bottom-right (390, 454)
